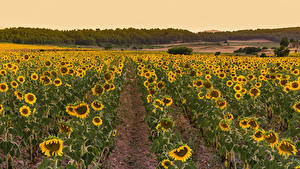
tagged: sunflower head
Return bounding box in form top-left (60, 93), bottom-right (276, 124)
top-left (224, 113), bottom-right (234, 121)
top-left (92, 84), bottom-right (104, 95)
top-left (169, 145), bottom-right (192, 162)
top-left (0, 83), bottom-right (9, 92)
top-left (219, 120), bottom-right (230, 131)
top-left (293, 101), bottom-right (300, 113)
top-left (161, 159), bottom-right (173, 169)
top-left (58, 123), bottom-right (73, 135)
top-left (253, 129), bottom-right (265, 142)
top-left (162, 96), bottom-right (173, 107)
top-left (19, 105), bottom-right (31, 117)
top-left (92, 116), bottom-right (103, 126)
top-left (277, 139), bottom-right (298, 157)
top-left (74, 103), bottom-right (90, 119)
top-left (159, 119), bottom-right (174, 131)
top-left (39, 136), bottom-right (63, 157)
top-left (247, 118), bottom-right (259, 130)
top-left (91, 100), bottom-right (104, 111)
top-left (264, 130), bottom-right (279, 148)
top-left (25, 93), bottom-right (37, 105)
top-left (239, 118), bottom-right (250, 129)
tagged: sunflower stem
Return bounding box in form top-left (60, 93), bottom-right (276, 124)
top-left (231, 151), bottom-right (237, 169)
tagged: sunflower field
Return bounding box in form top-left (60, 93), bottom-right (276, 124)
top-left (0, 43), bottom-right (299, 169)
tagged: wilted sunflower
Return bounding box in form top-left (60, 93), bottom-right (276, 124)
top-left (39, 137), bottom-right (63, 157)
top-left (92, 84), bottom-right (104, 95)
top-left (216, 99), bottom-right (227, 109)
top-left (247, 118), bottom-right (259, 130)
top-left (25, 93), bottom-right (37, 105)
top-left (53, 78), bottom-right (62, 87)
top-left (277, 139), bottom-right (298, 157)
top-left (264, 130), bottom-right (279, 148)
top-left (104, 72), bottom-right (114, 81)
top-left (239, 118), bottom-right (250, 129)
top-left (17, 76), bottom-right (25, 84)
top-left (10, 81), bottom-right (18, 88)
top-left (224, 113), bottom-right (233, 121)
top-left (293, 101), bottom-right (300, 113)
top-left (219, 120), bottom-right (230, 131)
top-left (74, 103), bottom-right (90, 119)
top-left (162, 96), bottom-right (173, 107)
top-left (91, 100), bottom-right (104, 111)
top-left (159, 119), bottom-right (174, 131)
top-left (58, 123), bottom-right (73, 135)
top-left (161, 159), bottom-right (173, 169)
top-left (203, 81), bottom-right (213, 89)
top-left (0, 83), bottom-right (9, 92)
top-left (253, 129), bottom-right (265, 142)
top-left (92, 116), bottom-right (103, 126)
top-left (19, 105), bottom-right (31, 117)
top-left (169, 144), bottom-right (192, 162)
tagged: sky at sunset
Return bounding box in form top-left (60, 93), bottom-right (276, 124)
top-left (1, 0), bottom-right (300, 32)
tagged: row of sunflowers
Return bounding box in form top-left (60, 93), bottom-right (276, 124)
top-left (131, 54), bottom-right (299, 169)
top-left (0, 50), bottom-right (126, 168)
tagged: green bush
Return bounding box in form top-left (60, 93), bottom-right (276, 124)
top-left (167, 46), bottom-right (193, 55)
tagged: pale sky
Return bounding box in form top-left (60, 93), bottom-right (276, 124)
top-left (1, 0), bottom-right (300, 32)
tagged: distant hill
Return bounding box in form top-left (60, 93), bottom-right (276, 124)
top-left (0, 27), bottom-right (299, 46)
top-left (203, 30), bottom-right (221, 33)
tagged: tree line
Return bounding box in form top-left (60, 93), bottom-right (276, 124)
top-left (0, 27), bottom-right (300, 46)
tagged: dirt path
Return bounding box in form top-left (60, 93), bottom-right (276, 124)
top-left (106, 63), bottom-right (157, 169)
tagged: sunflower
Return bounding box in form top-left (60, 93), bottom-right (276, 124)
top-left (92, 116), bottom-right (103, 126)
top-left (169, 145), bottom-right (192, 162)
top-left (224, 113), bottom-right (233, 121)
top-left (210, 89), bottom-right (221, 100)
top-left (19, 105), bottom-right (31, 117)
top-left (157, 81), bottom-right (165, 89)
top-left (233, 84), bottom-right (242, 92)
top-left (53, 78), bottom-right (62, 87)
top-left (39, 137), bottom-right (63, 157)
top-left (14, 91), bottom-right (23, 101)
top-left (112, 129), bottom-right (117, 137)
top-left (58, 123), bottom-right (73, 135)
top-left (247, 118), bottom-right (259, 130)
top-left (203, 81), bottom-right (213, 89)
top-left (0, 83), bottom-right (9, 92)
top-left (234, 92), bottom-right (242, 100)
top-left (66, 105), bottom-right (76, 116)
top-left (104, 72), bottom-right (114, 81)
top-left (253, 129), bottom-right (265, 142)
top-left (293, 101), bottom-right (300, 113)
top-left (74, 103), bottom-right (90, 119)
top-left (24, 93), bottom-right (37, 105)
top-left (295, 166), bottom-right (300, 169)
top-left (59, 66), bottom-right (69, 75)
top-left (10, 81), bottom-right (18, 88)
top-left (219, 120), bottom-right (230, 131)
top-left (289, 81), bottom-right (299, 90)
top-left (162, 96), bottom-right (173, 107)
top-left (226, 80), bottom-right (233, 87)
top-left (40, 76), bottom-right (52, 85)
top-left (277, 139), bottom-right (298, 157)
top-left (92, 84), bottom-right (104, 95)
top-left (264, 130), bottom-right (279, 148)
top-left (0, 104), bottom-right (3, 114)
top-left (249, 87), bottom-right (261, 97)
top-left (255, 82), bottom-right (262, 88)
top-left (91, 100), bottom-right (104, 111)
top-left (159, 119), bottom-right (174, 131)
top-left (161, 159), bottom-right (173, 169)
top-left (216, 99), bottom-right (227, 109)
top-left (17, 76), bottom-right (25, 84)
top-left (239, 118), bottom-right (250, 129)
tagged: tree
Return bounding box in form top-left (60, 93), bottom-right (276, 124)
top-left (104, 43), bottom-right (112, 50)
top-left (274, 46), bottom-right (290, 57)
top-left (215, 52), bottom-right (221, 56)
top-left (280, 37), bottom-right (289, 47)
top-left (167, 46), bottom-right (193, 55)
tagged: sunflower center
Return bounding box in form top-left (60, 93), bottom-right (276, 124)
top-left (278, 142), bottom-right (294, 152)
top-left (22, 109), bottom-right (29, 115)
top-left (94, 117), bottom-right (101, 123)
top-left (291, 82), bottom-right (299, 88)
top-left (174, 147), bottom-right (188, 157)
top-left (27, 95), bottom-right (34, 101)
top-left (255, 131), bottom-right (263, 138)
top-left (0, 85), bottom-right (6, 90)
top-left (75, 105), bottom-right (88, 115)
top-left (45, 141), bottom-right (60, 152)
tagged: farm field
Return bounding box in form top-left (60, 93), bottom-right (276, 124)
top-left (0, 43), bottom-right (299, 169)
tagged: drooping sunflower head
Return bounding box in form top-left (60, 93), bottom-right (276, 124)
top-left (58, 123), bottom-right (73, 135)
top-left (293, 101), bottom-right (300, 113)
top-left (253, 129), bottom-right (265, 142)
top-left (91, 100), bottom-right (104, 111)
top-left (219, 120), bottom-right (230, 131)
top-left (162, 96), bottom-right (173, 107)
top-left (169, 145), bottom-right (192, 162)
top-left (216, 99), bottom-right (227, 109)
top-left (92, 116), bottom-right (103, 126)
top-left (247, 118), bottom-right (259, 130)
top-left (19, 105), bottom-right (31, 117)
top-left (239, 118), bottom-right (250, 129)
top-left (92, 84), bottom-right (104, 95)
top-left (39, 136), bottom-right (63, 157)
top-left (161, 159), bottom-right (173, 169)
top-left (74, 103), bottom-right (90, 119)
top-left (159, 119), bottom-right (174, 131)
top-left (224, 113), bottom-right (234, 121)
top-left (25, 93), bottom-right (37, 105)
top-left (277, 139), bottom-right (298, 157)
top-left (264, 130), bottom-right (279, 148)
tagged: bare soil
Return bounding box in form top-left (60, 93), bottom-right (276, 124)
top-left (106, 64), bottom-right (157, 169)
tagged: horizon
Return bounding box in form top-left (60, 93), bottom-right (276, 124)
top-left (1, 0), bottom-right (300, 33)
